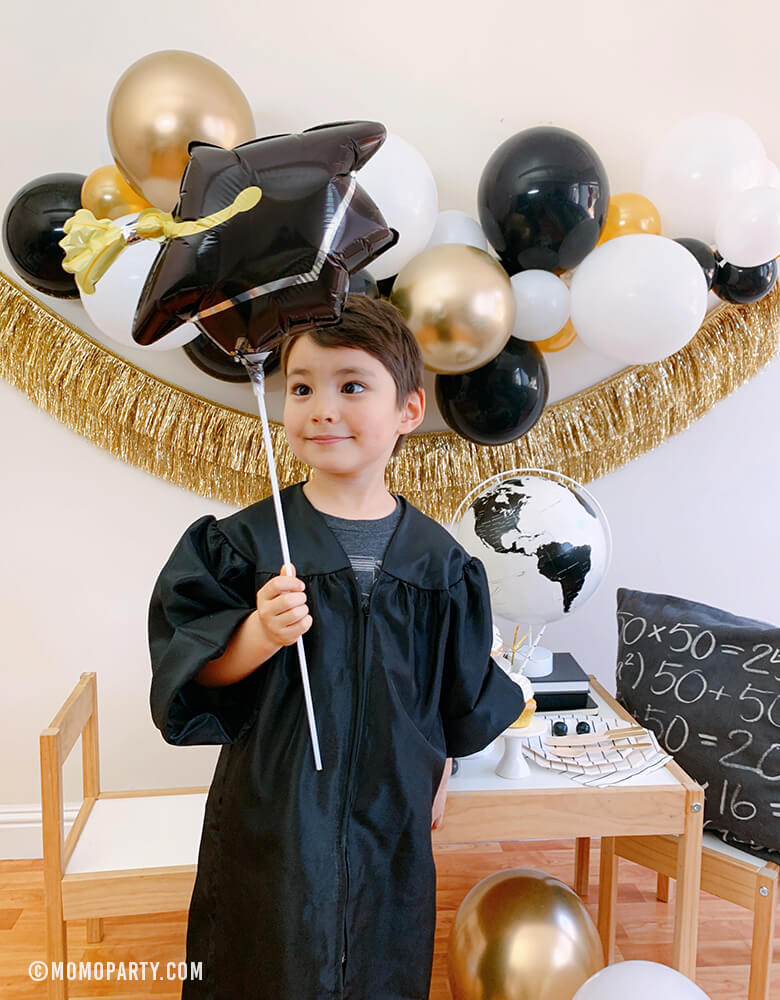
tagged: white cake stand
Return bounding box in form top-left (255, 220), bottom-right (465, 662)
top-left (495, 716), bottom-right (547, 780)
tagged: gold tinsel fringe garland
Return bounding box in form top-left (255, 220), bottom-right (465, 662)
top-left (1, 269), bottom-right (778, 524)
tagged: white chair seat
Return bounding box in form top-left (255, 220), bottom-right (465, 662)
top-left (702, 831), bottom-right (776, 869)
top-left (65, 793), bottom-right (208, 875)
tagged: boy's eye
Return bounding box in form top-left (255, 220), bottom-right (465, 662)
top-left (289, 382), bottom-right (365, 395)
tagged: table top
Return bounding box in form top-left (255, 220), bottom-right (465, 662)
top-left (451, 677), bottom-right (682, 792)
top-left (433, 676), bottom-right (702, 842)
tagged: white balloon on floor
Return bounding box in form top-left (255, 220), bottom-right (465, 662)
top-left (570, 234), bottom-right (708, 364)
top-left (356, 132), bottom-right (438, 280)
top-left (572, 960), bottom-right (712, 1000)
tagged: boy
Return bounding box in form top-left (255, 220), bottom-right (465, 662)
top-left (148, 294), bottom-right (527, 999)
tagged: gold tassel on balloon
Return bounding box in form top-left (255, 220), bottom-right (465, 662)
top-left (58, 186), bottom-right (262, 294)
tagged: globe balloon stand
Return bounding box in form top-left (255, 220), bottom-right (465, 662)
top-left (495, 716), bottom-right (546, 779)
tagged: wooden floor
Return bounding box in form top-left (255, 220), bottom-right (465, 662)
top-left (2, 838), bottom-right (778, 999)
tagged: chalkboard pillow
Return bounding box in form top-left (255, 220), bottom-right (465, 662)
top-left (615, 587), bottom-right (780, 862)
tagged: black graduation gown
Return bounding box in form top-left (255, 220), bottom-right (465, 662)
top-left (148, 480), bottom-right (526, 1000)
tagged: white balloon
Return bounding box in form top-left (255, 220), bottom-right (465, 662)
top-left (573, 960), bottom-right (711, 1000)
top-left (642, 112), bottom-right (766, 244)
top-left (357, 132), bottom-right (438, 280)
top-left (426, 210), bottom-right (488, 252)
top-left (570, 234), bottom-right (708, 364)
top-left (80, 214), bottom-right (199, 351)
top-left (715, 185), bottom-right (780, 266)
top-left (510, 270), bottom-right (570, 341)
top-left (761, 159), bottom-right (780, 189)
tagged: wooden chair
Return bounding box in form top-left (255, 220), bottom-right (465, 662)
top-left (40, 671), bottom-right (208, 1000)
top-left (574, 833), bottom-right (778, 1000)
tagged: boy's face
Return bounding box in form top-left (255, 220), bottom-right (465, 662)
top-left (283, 334), bottom-right (424, 481)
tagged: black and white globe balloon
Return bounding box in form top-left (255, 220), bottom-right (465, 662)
top-left (454, 473), bottom-right (611, 625)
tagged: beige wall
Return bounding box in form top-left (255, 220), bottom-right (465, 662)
top-left (2, 0), bottom-right (778, 854)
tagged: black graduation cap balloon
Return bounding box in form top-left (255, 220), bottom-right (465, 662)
top-left (131, 120), bottom-right (398, 356)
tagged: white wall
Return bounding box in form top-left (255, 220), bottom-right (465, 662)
top-left (2, 0), bottom-right (779, 856)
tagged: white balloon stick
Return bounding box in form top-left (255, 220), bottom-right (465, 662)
top-left (241, 351), bottom-right (323, 771)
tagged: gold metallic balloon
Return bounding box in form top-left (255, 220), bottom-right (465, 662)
top-left (107, 50), bottom-right (255, 212)
top-left (390, 243), bottom-right (515, 374)
top-left (596, 192), bottom-right (661, 246)
top-left (448, 868), bottom-right (604, 1000)
top-left (81, 164), bottom-right (152, 220)
top-left (535, 318), bottom-right (577, 352)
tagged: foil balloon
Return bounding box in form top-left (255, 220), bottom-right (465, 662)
top-left (390, 243), bottom-right (515, 374)
top-left (131, 121), bottom-right (398, 358)
top-left (478, 126), bottom-right (610, 275)
top-left (435, 336), bottom-right (549, 445)
top-left (183, 337), bottom-right (280, 383)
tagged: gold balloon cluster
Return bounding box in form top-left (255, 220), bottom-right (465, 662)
top-left (448, 868), bottom-right (604, 1000)
top-left (82, 50), bottom-right (256, 220)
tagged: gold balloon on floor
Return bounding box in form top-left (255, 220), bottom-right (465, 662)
top-left (596, 192), bottom-right (661, 245)
top-left (448, 868), bottom-right (604, 1000)
top-left (390, 243), bottom-right (515, 374)
top-left (107, 50), bottom-right (256, 212)
top-left (81, 165), bottom-right (152, 220)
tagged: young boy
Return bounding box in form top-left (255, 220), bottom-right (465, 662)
top-left (148, 293), bottom-right (527, 1000)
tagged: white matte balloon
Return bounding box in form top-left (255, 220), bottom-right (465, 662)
top-left (510, 270), bottom-right (570, 341)
top-left (642, 112), bottom-right (766, 244)
top-left (570, 234), bottom-right (708, 364)
top-left (80, 214), bottom-right (199, 351)
top-left (715, 185), bottom-right (780, 266)
top-left (356, 132), bottom-right (438, 280)
top-left (761, 159), bottom-right (780, 189)
top-left (573, 960), bottom-right (712, 1000)
top-left (426, 210), bottom-right (488, 252)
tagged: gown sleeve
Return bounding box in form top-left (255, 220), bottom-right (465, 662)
top-left (148, 514), bottom-right (267, 746)
top-left (439, 554), bottom-right (528, 758)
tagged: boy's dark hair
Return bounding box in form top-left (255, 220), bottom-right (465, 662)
top-left (280, 293), bottom-right (425, 458)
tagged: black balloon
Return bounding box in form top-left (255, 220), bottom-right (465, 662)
top-left (183, 336), bottom-right (281, 383)
top-left (376, 274), bottom-right (397, 298)
top-left (675, 238), bottom-right (718, 289)
top-left (132, 121), bottom-right (398, 357)
top-left (2, 172), bottom-right (86, 297)
top-left (477, 126), bottom-right (610, 275)
top-left (712, 251), bottom-right (778, 304)
top-left (435, 337), bottom-right (549, 445)
top-left (347, 268), bottom-right (379, 298)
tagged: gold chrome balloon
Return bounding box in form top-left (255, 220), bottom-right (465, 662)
top-left (81, 165), bottom-right (152, 220)
top-left (390, 243), bottom-right (515, 374)
top-left (596, 192), bottom-right (661, 245)
top-left (107, 50), bottom-right (255, 212)
top-left (448, 868), bottom-right (604, 1000)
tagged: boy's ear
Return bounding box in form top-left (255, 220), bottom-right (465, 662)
top-left (398, 387), bottom-right (425, 434)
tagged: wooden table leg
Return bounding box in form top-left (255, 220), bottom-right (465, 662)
top-left (598, 837), bottom-right (618, 964)
top-left (575, 837), bottom-right (590, 898)
top-left (672, 787), bottom-right (703, 978)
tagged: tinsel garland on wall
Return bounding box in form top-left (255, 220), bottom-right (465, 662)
top-left (1, 269), bottom-right (778, 523)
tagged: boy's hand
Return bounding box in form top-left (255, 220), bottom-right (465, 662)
top-left (431, 757), bottom-right (453, 830)
top-left (256, 563), bottom-right (312, 647)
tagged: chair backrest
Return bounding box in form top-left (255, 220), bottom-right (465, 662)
top-left (40, 672), bottom-right (100, 883)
